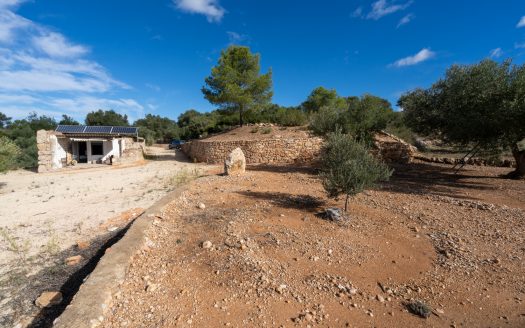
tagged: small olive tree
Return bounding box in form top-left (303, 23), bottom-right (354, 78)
top-left (321, 130), bottom-right (393, 212)
top-left (0, 137), bottom-right (21, 173)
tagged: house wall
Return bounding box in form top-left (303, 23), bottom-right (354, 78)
top-left (37, 130), bottom-right (68, 173)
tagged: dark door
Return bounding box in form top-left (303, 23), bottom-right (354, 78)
top-left (78, 142), bottom-right (87, 163)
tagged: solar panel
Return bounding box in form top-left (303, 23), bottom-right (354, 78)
top-left (55, 125), bottom-right (138, 135)
top-left (112, 127), bottom-right (138, 135)
top-left (56, 125), bottom-right (86, 133)
top-left (84, 126), bottom-right (113, 134)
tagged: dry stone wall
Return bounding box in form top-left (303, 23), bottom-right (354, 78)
top-left (182, 137), bottom-right (324, 164)
top-left (182, 131), bottom-right (417, 165)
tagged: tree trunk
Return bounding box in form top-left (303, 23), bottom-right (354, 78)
top-left (239, 105), bottom-right (244, 127)
top-left (344, 194), bottom-right (349, 212)
top-left (512, 146), bottom-right (525, 179)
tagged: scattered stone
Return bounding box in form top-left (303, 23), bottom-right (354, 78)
top-left (202, 241), bottom-right (213, 249)
top-left (406, 300), bottom-right (432, 318)
top-left (65, 255), bottom-right (83, 266)
top-left (198, 203), bottom-right (206, 209)
top-left (35, 291), bottom-right (62, 308)
top-left (324, 208), bottom-right (346, 222)
top-left (377, 295), bottom-right (385, 303)
top-left (146, 283), bottom-right (158, 292)
top-left (76, 240), bottom-right (90, 250)
top-left (224, 148), bottom-right (246, 176)
top-left (276, 284), bottom-right (287, 294)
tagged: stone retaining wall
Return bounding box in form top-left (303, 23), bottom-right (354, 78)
top-left (182, 131), bottom-right (417, 165)
top-left (182, 137), bottom-right (324, 164)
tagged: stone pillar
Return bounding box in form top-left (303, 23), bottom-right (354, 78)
top-left (37, 130), bottom-right (52, 173)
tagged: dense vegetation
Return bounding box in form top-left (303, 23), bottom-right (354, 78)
top-left (399, 59), bottom-right (525, 178)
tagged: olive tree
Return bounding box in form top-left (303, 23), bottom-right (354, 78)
top-left (321, 130), bottom-right (393, 212)
top-left (399, 59), bottom-right (525, 178)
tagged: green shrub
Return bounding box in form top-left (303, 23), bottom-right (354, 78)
top-left (321, 130), bottom-right (392, 212)
top-left (261, 127), bottom-right (272, 134)
top-left (0, 137), bottom-right (21, 173)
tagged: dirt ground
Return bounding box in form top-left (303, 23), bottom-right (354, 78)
top-left (100, 162), bottom-right (525, 328)
top-left (0, 148), bottom-right (201, 327)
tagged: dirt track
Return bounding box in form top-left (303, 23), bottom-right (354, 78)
top-left (101, 162), bottom-right (525, 327)
top-left (0, 149), bottom-right (201, 327)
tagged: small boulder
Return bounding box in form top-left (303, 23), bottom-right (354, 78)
top-left (197, 202), bottom-right (206, 209)
top-left (76, 240), bottom-right (90, 250)
top-left (324, 208), bottom-right (344, 221)
top-left (202, 240), bottom-right (213, 249)
top-left (35, 291), bottom-right (62, 308)
top-left (65, 255), bottom-right (83, 266)
top-left (224, 148), bottom-right (246, 176)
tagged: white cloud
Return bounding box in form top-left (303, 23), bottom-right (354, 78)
top-left (489, 47), bottom-right (503, 58)
top-left (366, 0), bottom-right (412, 20)
top-left (174, 0), bottom-right (225, 22)
top-left (517, 16), bottom-right (525, 28)
top-left (515, 42), bottom-right (525, 49)
top-left (351, 7), bottom-right (363, 18)
top-left (0, 10), bottom-right (30, 42)
top-left (0, 0), bottom-right (25, 9)
top-left (226, 31), bottom-right (247, 44)
top-left (392, 48), bottom-right (435, 67)
top-left (0, 2), bottom-right (143, 121)
top-left (33, 32), bottom-right (88, 58)
top-left (397, 13), bottom-right (414, 27)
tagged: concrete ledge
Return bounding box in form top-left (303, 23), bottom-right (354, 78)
top-left (53, 187), bottom-right (186, 328)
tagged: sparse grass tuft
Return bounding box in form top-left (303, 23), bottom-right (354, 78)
top-left (250, 127), bottom-right (259, 133)
top-left (261, 127), bottom-right (272, 134)
top-left (168, 168), bottom-right (202, 187)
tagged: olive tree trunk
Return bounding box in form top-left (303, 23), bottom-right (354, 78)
top-left (512, 146), bottom-right (525, 179)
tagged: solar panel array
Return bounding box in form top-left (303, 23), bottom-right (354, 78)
top-left (56, 125), bottom-right (85, 133)
top-left (56, 125), bottom-right (138, 136)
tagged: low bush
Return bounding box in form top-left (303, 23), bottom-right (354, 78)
top-left (321, 130), bottom-right (392, 212)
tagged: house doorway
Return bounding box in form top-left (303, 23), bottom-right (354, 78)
top-left (78, 142), bottom-right (87, 163)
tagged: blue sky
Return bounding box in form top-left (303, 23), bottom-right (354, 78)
top-left (1, 0), bottom-right (525, 123)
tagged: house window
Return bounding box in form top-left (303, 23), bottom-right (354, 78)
top-left (91, 142), bottom-right (103, 156)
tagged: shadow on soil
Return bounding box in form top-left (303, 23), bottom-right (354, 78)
top-left (384, 162), bottom-right (497, 199)
top-left (144, 150), bottom-right (193, 163)
top-left (247, 164), bottom-right (319, 175)
top-left (237, 190), bottom-right (325, 212)
top-left (17, 223), bottom-right (132, 328)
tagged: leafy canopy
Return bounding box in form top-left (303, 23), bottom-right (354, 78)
top-left (301, 87), bottom-right (347, 113)
top-left (399, 59), bottom-right (524, 148)
top-left (0, 136), bottom-right (21, 173)
top-left (85, 109), bottom-right (129, 126)
top-left (134, 114), bottom-right (181, 145)
top-left (309, 93), bottom-right (395, 141)
top-left (202, 45), bottom-right (273, 126)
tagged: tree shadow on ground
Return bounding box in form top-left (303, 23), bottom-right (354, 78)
top-left (383, 162), bottom-right (497, 200)
top-left (236, 190), bottom-right (325, 212)
top-left (246, 164), bottom-right (319, 175)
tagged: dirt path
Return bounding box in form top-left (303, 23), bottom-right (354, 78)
top-left (0, 149), bottom-right (201, 327)
top-left (101, 162), bottom-right (525, 327)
